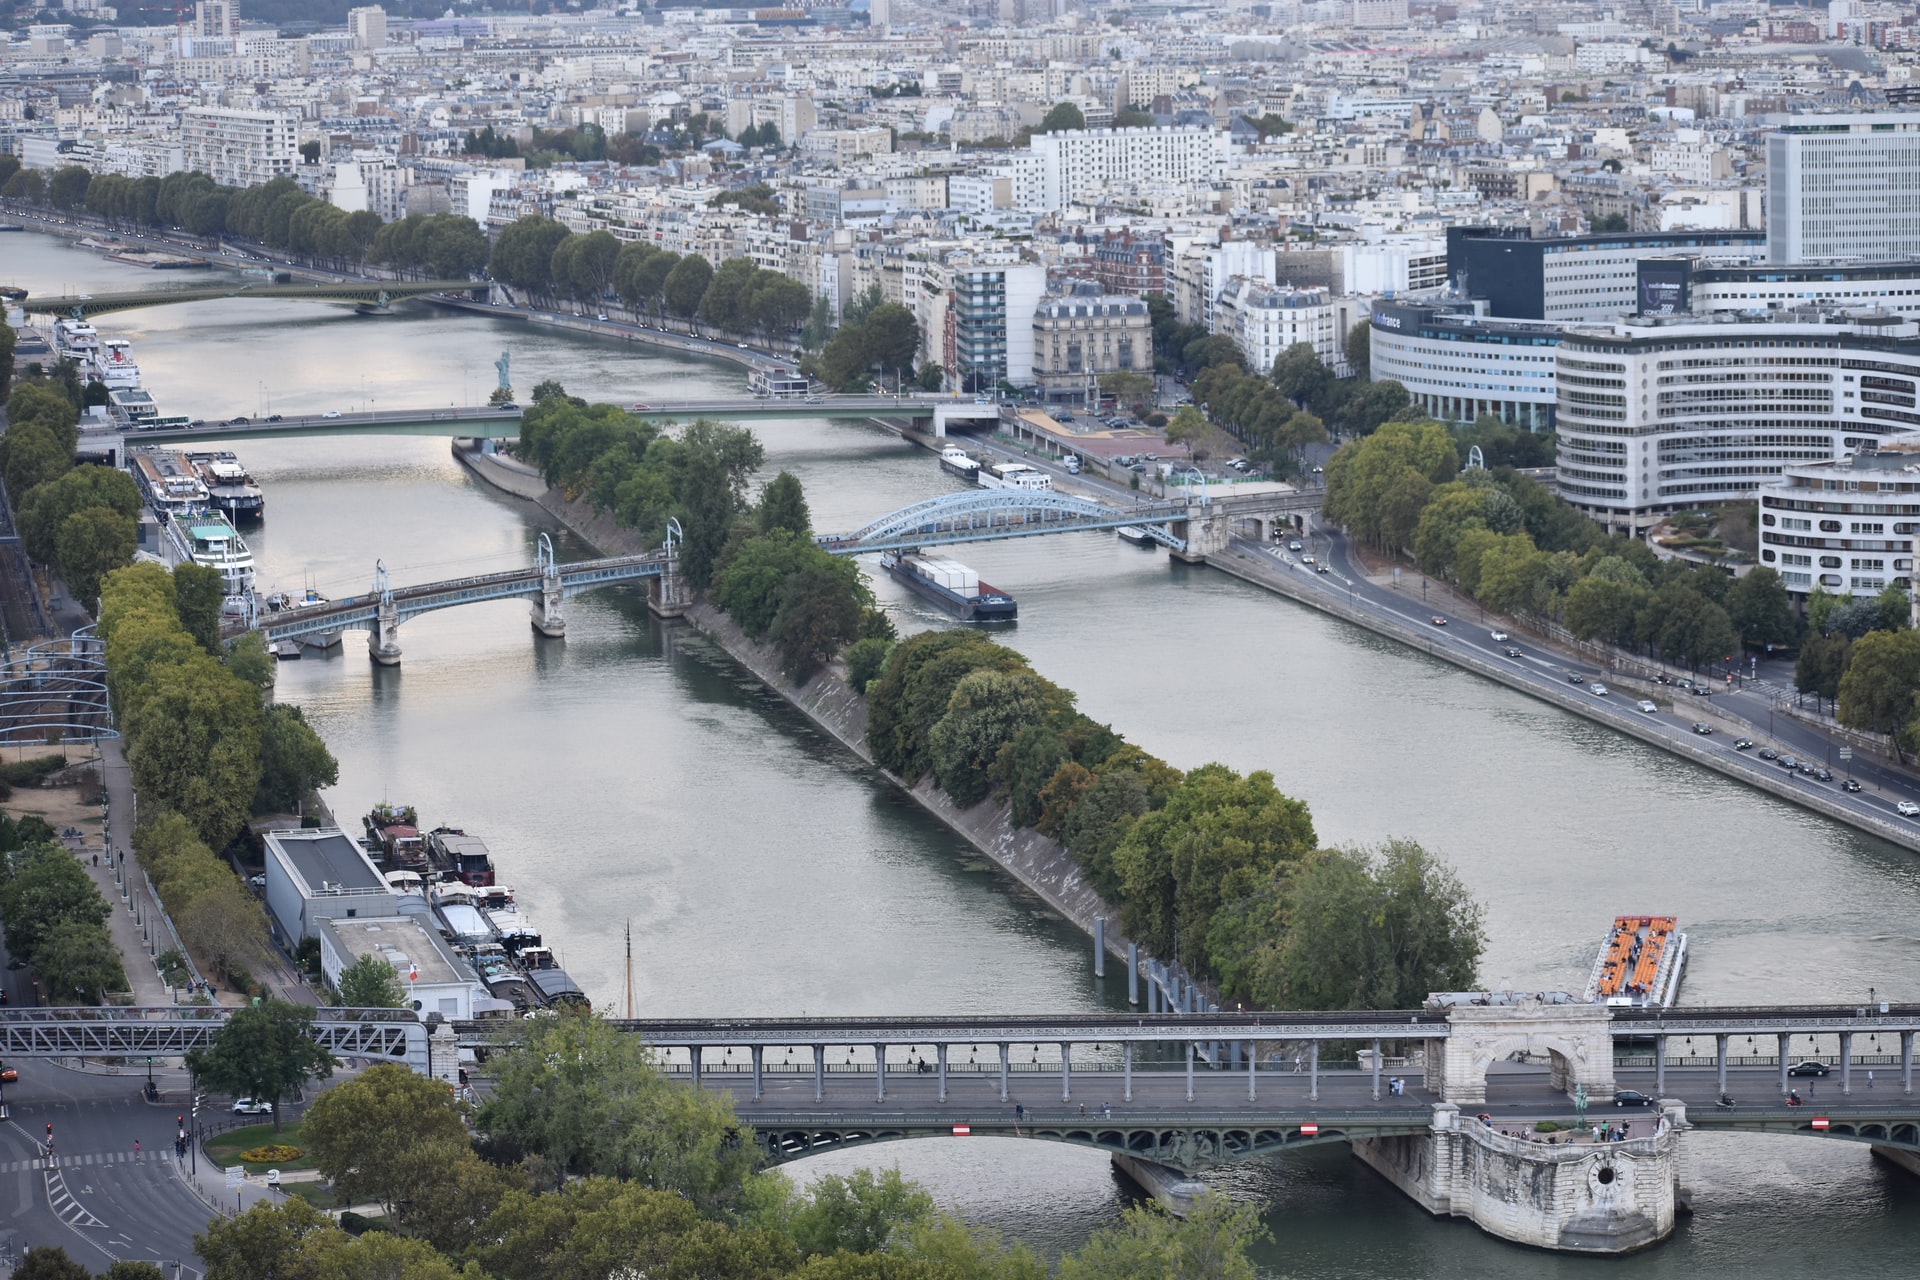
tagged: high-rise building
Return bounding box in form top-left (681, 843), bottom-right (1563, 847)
top-left (868, 0), bottom-right (889, 33)
top-left (1352, 0), bottom-right (1408, 27)
top-left (347, 5), bottom-right (388, 50)
top-left (193, 0), bottom-right (235, 38)
top-left (180, 106), bottom-right (298, 189)
top-left (1766, 113), bottom-right (1920, 264)
top-left (1016, 127), bottom-right (1228, 213)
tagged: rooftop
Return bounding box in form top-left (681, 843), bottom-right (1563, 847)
top-left (320, 914), bottom-right (470, 987)
top-left (266, 827), bottom-right (389, 894)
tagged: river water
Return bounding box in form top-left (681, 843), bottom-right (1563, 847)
top-left (13, 230), bottom-right (1920, 1274)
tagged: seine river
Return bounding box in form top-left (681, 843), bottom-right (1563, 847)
top-left (13, 231), bottom-right (1920, 1274)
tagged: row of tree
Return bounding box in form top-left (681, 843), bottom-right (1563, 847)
top-left (862, 628), bottom-right (1485, 1002)
top-left (100, 563), bottom-right (339, 986)
top-left (1322, 420), bottom-right (1805, 671)
top-left (0, 839), bottom-right (126, 1003)
top-left (4, 379), bottom-right (142, 608)
top-left (514, 383), bottom-right (766, 589)
top-left (174, 1009), bottom-right (1266, 1280)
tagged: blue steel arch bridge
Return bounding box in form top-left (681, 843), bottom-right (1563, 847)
top-left (816, 489), bottom-right (1194, 555)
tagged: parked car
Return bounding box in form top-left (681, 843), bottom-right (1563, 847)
top-left (1636, 700), bottom-right (1659, 714)
top-left (1691, 722), bottom-right (1713, 735)
top-left (232, 1097), bottom-right (273, 1115)
top-left (1613, 1090), bottom-right (1654, 1107)
top-left (1779, 756), bottom-right (1801, 770)
top-left (1844, 778), bottom-right (1864, 792)
top-left (1816, 768), bottom-right (1834, 782)
top-left (266, 413), bottom-right (282, 422)
top-left (1787, 1061), bottom-right (1832, 1077)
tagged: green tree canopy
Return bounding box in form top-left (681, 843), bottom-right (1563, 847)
top-left (335, 951), bottom-right (406, 1008)
top-left (1037, 101), bottom-right (1087, 133)
top-left (254, 703), bottom-right (340, 815)
top-left (300, 1063), bottom-right (470, 1215)
top-left (185, 1001), bottom-right (336, 1129)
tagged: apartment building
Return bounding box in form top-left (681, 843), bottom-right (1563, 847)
top-left (1018, 127), bottom-right (1228, 213)
top-left (180, 106), bottom-right (299, 189)
top-left (1031, 286), bottom-right (1151, 402)
top-left (1757, 441), bottom-right (1920, 600)
top-left (920, 253), bottom-right (1047, 394)
top-left (1213, 280), bottom-right (1344, 376)
top-left (1767, 113), bottom-right (1920, 264)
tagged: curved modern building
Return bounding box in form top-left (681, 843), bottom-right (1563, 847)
top-left (1554, 310), bottom-right (1920, 530)
top-left (1756, 438), bottom-right (1920, 600)
top-left (1368, 301), bottom-right (1561, 430)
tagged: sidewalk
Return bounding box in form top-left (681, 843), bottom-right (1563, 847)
top-left (84, 739), bottom-right (173, 1007)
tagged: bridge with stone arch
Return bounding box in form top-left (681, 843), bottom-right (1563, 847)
top-left (25, 279), bottom-right (487, 318)
top-left (3, 998), bottom-right (1917, 1252)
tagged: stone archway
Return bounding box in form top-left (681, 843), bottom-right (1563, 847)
top-left (1426, 1000), bottom-right (1616, 1106)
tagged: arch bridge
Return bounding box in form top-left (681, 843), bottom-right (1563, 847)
top-left (817, 489), bottom-right (1197, 556)
top-left (26, 280), bottom-right (486, 318)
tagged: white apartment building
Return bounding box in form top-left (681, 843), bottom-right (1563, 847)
top-left (193, 0), bottom-right (234, 38)
top-left (919, 253), bottom-right (1047, 394)
top-left (1018, 127), bottom-right (1229, 214)
top-left (1352, 0), bottom-right (1409, 26)
top-left (1767, 113), bottom-right (1920, 264)
top-left (799, 126), bottom-right (893, 167)
top-left (1554, 311), bottom-right (1917, 530)
top-left (1213, 280), bottom-right (1344, 377)
top-left (1167, 238), bottom-right (1275, 331)
top-left (1757, 440), bottom-right (1920, 600)
top-left (348, 6), bottom-right (388, 51)
top-left (180, 107), bottom-right (298, 189)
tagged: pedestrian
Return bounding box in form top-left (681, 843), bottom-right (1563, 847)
top-left (1015, 1103), bottom-right (1024, 1121)
top-left (1078, 1103), bottom-right (1085, 1116)
top-left (1869, 1070), bottom-right (1876, 1089)
top-left (133, 1140), bottom-right (140, 1156)
top-left (1809, 1077), bottom-right (1816, 1098)
top-left (91, 854), bottom-right (97, 867)
top-left (1103, 1102), bottom-right (1111, 1119)
top-left (1293, 1055), bottom-right (1303, 1074)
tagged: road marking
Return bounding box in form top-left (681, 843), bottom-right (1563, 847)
top-left (45, 1166), bottom-right (104, 1227)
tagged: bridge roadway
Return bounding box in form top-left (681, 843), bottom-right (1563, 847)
top-left (25, 279), bottom-right (485, 318)
top-left (118, 394), bottom-right (942, 443)
top-left (0, 1006), bottom-right (426, 1067)
top-left (241, 549), bottom-right (673, 645)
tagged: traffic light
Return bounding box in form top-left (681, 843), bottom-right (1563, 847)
top-left (44, 1123), bottom-right (51, 1137)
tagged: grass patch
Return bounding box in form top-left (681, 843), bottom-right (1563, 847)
top-left (283, 1183), bottom-right (345, 1211)
top-left (204, 1120), bottom-right (317, 1173)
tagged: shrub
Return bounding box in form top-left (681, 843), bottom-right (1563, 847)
top-left (239, 1144), bottom-right (302, 1163)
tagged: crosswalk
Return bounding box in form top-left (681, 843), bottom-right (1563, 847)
top-left (0, 1150), bottom-right (150, 1173)
top-left (45, 1166), bottom-right (105, 1228)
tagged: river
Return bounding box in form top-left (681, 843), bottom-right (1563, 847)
top-left (11, 229), bottom-right (1920, 1274)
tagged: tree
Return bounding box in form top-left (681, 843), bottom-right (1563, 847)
top-left (1344, 322), bottom-right (1371, 379)
top-left (1838, 628), bottom-right (1920, 751)
top-left (929, 669), bottom-right (1068, 807)
top-left (1243, 839), bottom-right (1484, 1009)
top-left (1057, 1195), bottom-right (1265, 1280)
top-left (476, 1011), bottom-right (758, 1212)
top-left (773, 562), bottom-right (871, 682)
top-left (12, 1247), bottom-right (91, 1280)
top-left (47, 166), bottom-right (92, 211)
top-left (1113, 764), bottom-right (1317, 969)
top-left (179, 879), bottom-right (270, 982)
top-left (15, 463), bottom-right (139, 568)
top-left (49, 506), bottom-right (132, 608)
top-left (3, 422), bottom-right (73, 503)
top-left (1270, 342), bottom-right (1333, 410)
top-left (35, 918), bottom-right (126, 1003)
top-left (300, 1064), bottom-right (470, 1215)
top-left (663, 255), bottom-right (716, 319)
top-left (125, 656), bottom-right (264, 851)
top-left (186, 1001), bottom-right (336, 1129)
top-left (0, 318), bottom-right (14, 400)
top-left (196, 1198), bottom-right (350, 1280)
top-left (172, 562), bottom-right (226, 654)
top-left (1101, 370), bottom-right (1154, 414)
top-left (1036, 102), bottom-right (1087, 133)
top-left (335, 951), bottom-right (406, 1008)
top-left (757, 471), bottom-right (810, 538)
top-left (489, 216), bottom-right (573, 297)
top-left (1321, 419), bottom-right (1458, 552)
top-left (1162, 405), bottom-right (1209, 459)
top-left (0, 844), bottom-right (109, 965)
top-left (255, 703), bottom-right (340, 815)
top-left (861, 303), bottom-right (920, 377)
top-left (1795, 631), bottom-right (1852, 708)
top-left (1724, 566), bottom-right (1801, 650)
top-left (103, 1264), bottom-right (170, 1280)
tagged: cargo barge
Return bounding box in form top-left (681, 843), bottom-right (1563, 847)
top-left (1583, 915), bottom-right (1687, 1009)
top-left (940, 446), bottom-right (981, 483)
top-left (881, 550), bottom-right (1017, 621)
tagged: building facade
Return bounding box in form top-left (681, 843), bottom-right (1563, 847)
top-left (923, 254), bottom-right (1047, 394)
top-left (1767, 114), bottom-right (1920, 265)
top-left (1030, 286), bottom-right (1150, 401)
top-left (1214, 279), bottom-right (1344, 377)
top-left (180, 107), bottom-right (298, 189)
top-left (1020, 126), bottom-right (1229, 213)
top-left (1554, 310), bottom-right (1916, 530)
top-left (1370, 301), bottom-right (1561, 430)
top-left (1446, 226), bottom-right (1767, 323)
top-left (1756, 439), bottom-right (1920, 600)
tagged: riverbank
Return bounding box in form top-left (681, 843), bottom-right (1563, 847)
top-left (1208, 537), bottom-right (1920, 856)
top-left (451, 440), bottom-right (1139, 964)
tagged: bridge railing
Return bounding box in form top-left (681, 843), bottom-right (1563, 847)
top-left (742, 1107), bottom-right (1434, 1125)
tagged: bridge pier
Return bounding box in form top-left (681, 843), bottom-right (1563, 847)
top-left (690, 1046), bottom-right (701, 1088)
top-left (648, 565), bottom-right (690, 618)
top-left (1060, 1042), bottom-right (1071, 1102)
top-left (1169, 505), bottom-right (1232, 564)
top-left (1779, 1033), bottom-right (1791, 1096)
top-left (937, 1044), bottom-right (947, 1103)
top-left (998, 1043), bottom-right (1009, 1102)
top-left (1716, 1034), bottom-right (1728, 1099)
top-left (532, 574), bottom-right (566, 638)
top-left (752, 1046), bottom-right (763, 1101)
top-left (1842, 1031), bottom-right (1853, 1095)
top-left (1123, 1041), bottom-right (1133, 1103)
top-left (814, 1045), bottom-right (825, 1102)
top-left (368, 597), bottom-right (402, 666)
top-left (875, 1044), bottom-right (887, 1102)
top-left (1904, 1031), bottom-right (1914, 1094)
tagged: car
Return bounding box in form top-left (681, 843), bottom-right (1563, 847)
top-left (189, 419), bottom-right (204, 428)
top-left (1143, 453), bottom-right (1159, 462)
top-left (1430, 615), bottom-right (1447, 626)
top-left (596, 313), bottom-right (608, 321)
top-left (1653, 674), bottom-right (1672, 686)
top-left (1312, 465), bottom-right (1324, 474)
top-left (1129, 462), bottom-right (1145, 473)
top-left (1691, 684), bottom-right (1709, 695)
top-left (1590, 682), bottom-right (1609, 696)
top-left (266, 413), bottom-right (282, 422)
top-left (1787, 1061), bottom-right (1832, 1077)
top-left (1613, 1090), bottom-right (1654, 1107)
top-left (1316, 564), bottom-right (1330, 574)
top-left (226, 415), bottom-right (249, 425)
top-left (1778, 754), bottom-right (1800, 769)
top-left (1301, 554), bottom-right (1316, 565)
top-left (1734, 738), bottom-right (1754, 750)
top-left (1567, 672), bottom-right (1586, 684)
top-left (1504, 646), bottom-right (1523, 658)
top-left (1676, 678), bottom-right (1695, 692)
top-left (1288, 540), bottom-right (1303, 552)
top-left (1900, 801), bottom-right (1920, 818)
top-left (0, 1066), bottom-right (15, 1083)
top-left (1759, 747), bottom-right (1779, 760)
top-left (804, 395), bottom-right (822, 403)
top-left (629, 403), bottom-right (653, 411)
top-left (738, 342), bottom-right (751, 350)
top-left (1816, 768), bottom-right (1834, 782)
top-left (247, 873), bottom-right (266, 888)
top-left (1844, 778), bottom-right (1863, 792)
top-left (1637, 700), bottom-right (1659, 713)
top-left (1489, 630), bottom-right (1508, 642)
top-left (1798, 762), bottom-right (1817, 776)
top-left (1691, 722), bottom-right (1713, 735)
top-left (495, 402), bottom-right (519, 411)
top-left (321, 410), bottom-right (341, 419)
top-left (232, 1097), bottom-right (273, 1115)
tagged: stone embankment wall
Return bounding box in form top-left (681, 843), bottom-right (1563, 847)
top-left (1352, 1105), bottom-right (1679, 1254)
top-left (452, 441), bottom-right (1138, 962)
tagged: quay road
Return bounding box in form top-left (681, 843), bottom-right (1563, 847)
top-left (1252, 529), bottom-right (1920, 850)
